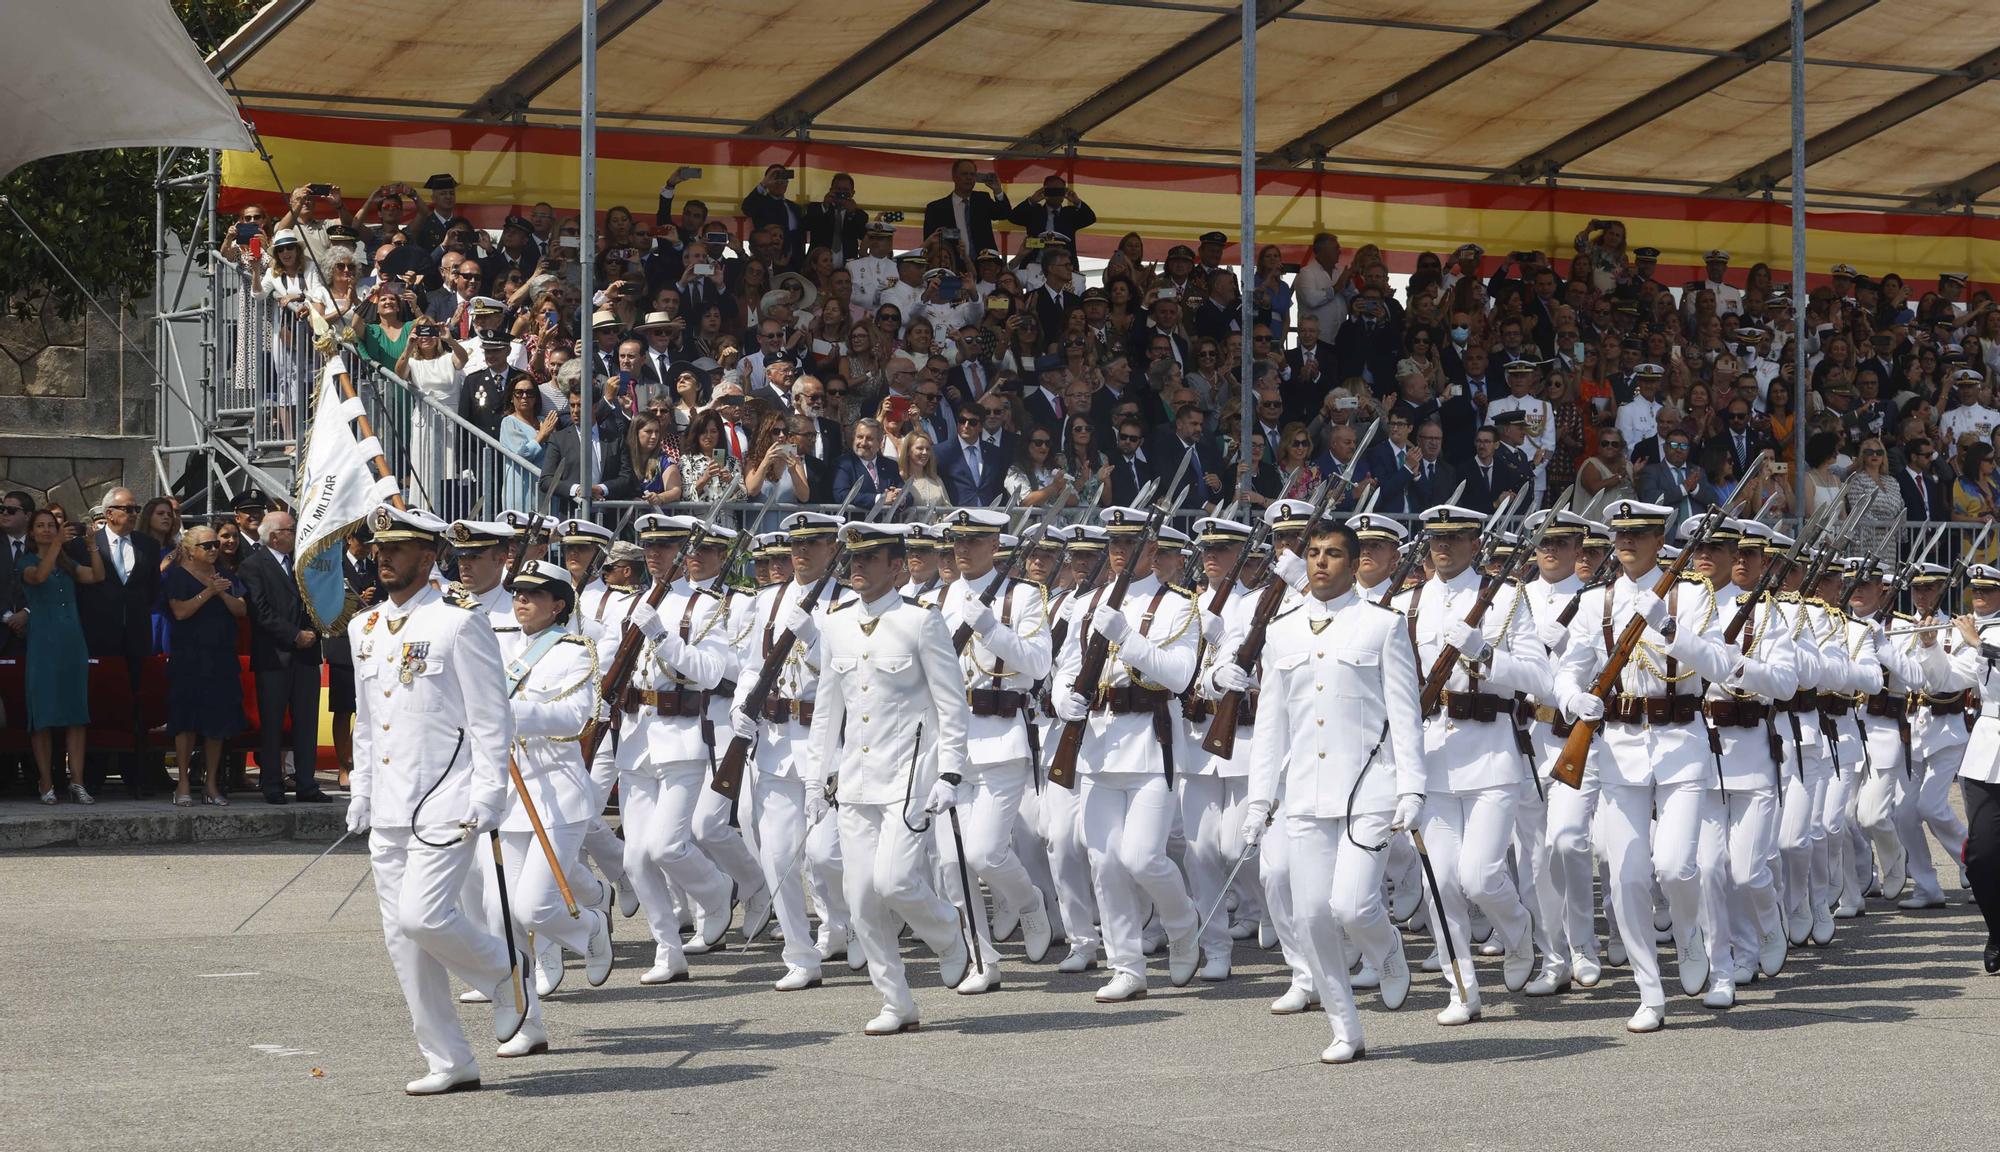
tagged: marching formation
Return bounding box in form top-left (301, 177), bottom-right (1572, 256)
top-left (333, 435), bottom-right (2000, 1093)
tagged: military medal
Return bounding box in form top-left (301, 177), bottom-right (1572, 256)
top-left (398, 641), bottom-right (430, 685)
top-left (363, 611), bottom-right (379, 633)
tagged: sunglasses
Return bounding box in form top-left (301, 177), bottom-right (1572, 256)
top-left (193, 541), bottom-right (219, 552)
top-left (107, 504), bottom-right (141, 514)
top-left (1257, 399), bottom-right (1283, 408)
top-left (512, 388), bottom-right (538, 397)
top-left (1116, 433), bottom-right (1142, 443)
top-left (1290, 439), bottom-right (1310, 448)
top-left (917, 391), bottom-right (941, 400)
top-left (877, 314), bottom-right (897, 323)
top-left (1601, 441), bottom-right (1624, 450)
top-left (1030, 437), bottom-right (1052, 446)
top-left (959, 415), bottom-right (982, 425)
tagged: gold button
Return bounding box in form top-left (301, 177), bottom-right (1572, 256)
top-left (1318, 752), bottom-right (1326, 759)
top-left (862, 715), bottom-right (871, 723)
top-left (381, 722), bottom-right (390, 731)
top-left (1316, 719), bottom-right (1324, 726)
top-left (381, 755), bottom-right (391, 764)
top-left (862, 746), bottom-right (870, 753)
top-left (382, 690), bottom-right (392, 698)
top-left (1315, 684), bottom-right (1323, 692)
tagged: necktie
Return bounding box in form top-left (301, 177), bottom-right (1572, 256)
top-left (1052, 391), bottom-right (1064, 419)
top-left (968, 442), bottom-right (983, 487)
top-left (729, 422), bottom-right (744, 461)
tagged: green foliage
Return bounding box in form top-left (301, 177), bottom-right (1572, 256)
top-left (0, 0), bottom-right (259, 320)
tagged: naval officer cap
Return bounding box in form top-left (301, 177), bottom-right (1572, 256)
top-left (1658, 544), bottom-right (1681, 565)
top-left (1733, 519), bottom-right (1776, 551)
top-left (1953, 367), bottom-right (1986, 386)
top-left (635, 512), bottom-right (692, 544)
top-left (1264, 498), bottom-right (1315, 531)
top-left (1155, 524), bottom-right (1191, 552)
top-left (1099, 506), bottom-right (1152, 537)
top-left (1605, 499), bottom-right (1672, 532)
top-left (1910, 561), bottom-right (1950, 583)
top-left (558, 518), bottom-right (615, 548)
top-left (506, 559), bottom-right (574, 598)
top-left (780, 510), bottom-right (842, 540)
top-left (751, 530), bottom-right (790, 560)
top-left (903, 523), bottom-right (944, 552)
top-left (1419, 504), bottom-right (1485, 535)
top-left (1067, 524), bottom-right (1109, 552)
top-left (1633, 362), bottom-right (1666, 379)
top-left (840, 521), bottom-right (911, 552)
top-left (1345, 511), bottom-right (1407, 542)
top-left (448, 518), bottom-right (514, 551)
top-left (945, 507), bottom-right (1010, 538)
top-left (369, 504), bottom-right (449, 545)
top-left (1968, 564), bottom-right (2000, 589)
top-left (1193, 516), bottom-right (1254, 546)
top-left (501, 509), bottom-right (559, 536)
top-left (1675, 513), bottom-right (1740, 546)
top-left (1584, 520), bottom-right (1613, 547)
top-left (1522, 508), bottom-right (1589, 539)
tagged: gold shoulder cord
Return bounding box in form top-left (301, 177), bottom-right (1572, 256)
top-left (1634, 583), bottom-right (1701, 684)
top-left (1120, 589), bottom-right (1199, 691)
top-left (549, 639), bottom-right (604, 743)
top-left (969, 583), bottom-right (1020, 681)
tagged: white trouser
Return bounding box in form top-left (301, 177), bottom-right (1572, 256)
top-left (1826, 718), bottom-right (1865, 907)
top-left (494, 821), bottom-right (599, 958)
top-left (1419, 786), bottom-right (1531, 1005)
top-left (1260, 802), bottom-right (1313, 991)
top-left (1598, 780), bottom-right (1722, 1008)
top-left (1013, 781), bottom-right (1063, 937)
top-left (1543, 768), bottom-right (1601, 964)
top-left (751, 770), bottom-right (821, 974)
top-left (839, 801), bottom-right (961, 1015)
top-left (805, 801), bottom-right (847, 933)
top-left (369, 825), bottom-right (514, 1075)
top-left (583, 743), bottom-right (625, 885)
top-left (1908, 742), bottom-right (1969, 897)
top-left (1857, 719), bottom-right (1913, 895)
top-left (1287, 811), bottom-right (1396, 1047)
top-left (934, 759), bottom-right (1039, 965)
top-left (1081, 774), bottom-right (1197, 980)
top-left (1513, 778), bottom-right (1557, 964)
top-left (1038, 776), bottom-right (1099, 953)
top-left (1779, 755), bottom-right (1832, 919)
top-left (692, 763), bottom-right (766, 902)
top-left (620, 768), bottom-right (732, 963)
top-left (1178, 773), bottom-right (1251, 961)
top-left (1720, 788), bottom-right (1779, 977)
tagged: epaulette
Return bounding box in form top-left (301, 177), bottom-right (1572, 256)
top-left (902, 594), bottom-right (924, 607)
top-left (1169, 583), bottom-right (1195, 598)
top-left (1274, 603), bottom-right (1303, 621)
top-left (442, 587), bottom-right (479, 610)
top-left (558, 633), bottom-right (590, 645)
top-left (1368, 598), bottom-right (1397, 612)
top-left (826, 599), bottom-right (855, 614)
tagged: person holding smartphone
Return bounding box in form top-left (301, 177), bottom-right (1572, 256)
top-left (923, 159), bottom-right (1010, 265)
top-left (741, 163), bottom-right (806, 267)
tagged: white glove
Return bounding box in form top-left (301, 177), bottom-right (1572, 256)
top-left (344, 796), bottom-right (371, 835)
top-left (1272, 550), bottom-right (1307, 590)
top-left (729, 709), bottom-right (758, 742)
top-left (462, 799), bottom-right (502, 837)
top-left (1213, 661), bottom-right (1256, 694)
top-left (804, 786), bottom-right (831, 827)
top-left (965, 599), bottom-right (998, 634)
top-left (1564, 692), bottom-right (1606, 723)
top-left (780, 602), bottom-right (818, 644)
top-left (1090, 604), bottom-right (1130, 643)
top-left (1391, 793), bottom-right (1424, 833)
top-left (1536, 618), bottom-right (1568, 651)
top-left (1631, 587), bottom-right (1670, 632)
top-left (630, 600), bottom-right (667, 639)
top-left (1443, 618), bottom-right (1488, 660)
top-left (1240, 801), bottom-right (1272, 848)
top-left (1053, 690), bottom-right (1090, 722)
top-left (925, 777), bottom-right (959, 813)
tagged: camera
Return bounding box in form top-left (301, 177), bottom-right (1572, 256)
top-left (693, 263), bottom-right (714, 278)
top-left (942, 228), bottom-right (960, 242)
top-left (307, 182), bottom-right (332, 198)
top-left (674, 166), bottom-right (702, 181)
top-left (880, 210), bottom-right (904, 224)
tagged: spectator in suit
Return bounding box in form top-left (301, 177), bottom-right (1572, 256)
top-left (0, 490), bottom-right (31, 659)
top-left (237, 512), bottom-right (330, 805)
top-left (786, 374), bottom-right (844, 499)
top-left (923, 159), bottom-right (1011, 267)
top-left (1363, 410), bottom-right (1421, 513)
top-left (1638, 430), bottom-right (1721, 524)
top-left (159, 525), bottom-right (248, 806)
top-left (1146, 402), bottom-right (1232, 512)
top-left (1332, 289), bottom-right (1403, 397)
top-left (1022, 355), bottom-right (1069, 435)
top-left (1281, 314), bottom-right (1336, 425)
top-left (968, 391), bottom-right (1020, 478)
top-left (741, 164), bottom-right (806, 268)
top-left (833, 418), bottom-right (904, 509)
top-left (1898, 436), bottom-right (1950, 523)
top-left (1407, 420), bottom-right (1460, 510)
top-left (68, 487), bottom-right (161, 797)
top-left (937, 404), bottom-right (1008, 507)
top-left (1702, 398), bottom-right (1776, 478)
top-left (1107, 417), bottom-right (1156, 506)
top-left (1031, 250), bottom-right (1084, 345)
top-left (1462, 426), bottom-right (1528, 514)
top-left (1006, 174), bottom-right (1096, 244)
top-left (802, 173), bottom-right (868, 265)
top-left (540, 383), bottom-right (639, 517)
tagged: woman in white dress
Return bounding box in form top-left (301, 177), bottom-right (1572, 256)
top-left (259, 230), bottom-right (321, 444)
top-left (395, 321), bottom-right (469, 506)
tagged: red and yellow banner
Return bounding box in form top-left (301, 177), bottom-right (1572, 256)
top-left (223, 110), bottom-right (2000, 289)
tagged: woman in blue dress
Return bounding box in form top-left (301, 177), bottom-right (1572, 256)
top-left (20, 508), bottom-right (105, 804)
top-left (159, 524), bottom-right (249, 806)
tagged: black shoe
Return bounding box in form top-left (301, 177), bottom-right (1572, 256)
top-left (262, 792), bottom-right (290, 806)
top-left (295, 790), bottom-right (333, 803)
top-left (1984, 937), bottom-right (1999, 976)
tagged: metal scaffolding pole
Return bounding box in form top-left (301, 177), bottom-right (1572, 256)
top-left (1790, 0), bottom-right (1808, 517)
top-left (578, 0), bottom-right (598, 518)
top-left (1236, 0), bottom-right (1255, 497)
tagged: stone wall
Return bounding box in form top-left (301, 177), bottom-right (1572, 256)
top-left (0, 290), bottom-right (156, 512)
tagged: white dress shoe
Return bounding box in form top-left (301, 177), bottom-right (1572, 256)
top-left (1785, 905), bottom-right (1811, 946)
top-left (1469, 910), bottom-right (1492, 946)
top-left (1319, 1038), bottom-right (1365, 1064)
top-left (1199, 953), bottom-right (1232, 982)
top-left (990, 890), bottom-right (1018, 942)
top-left (1524, 962), bottom-right (1572, 997)
top-left (616, 882), bottom-right (639, 918)
top-left (1420, 949), bottom-right (1442, 973)
top-left (405, 1065), bottom-right (481, 1095)
top-left (1378, 948), bottom-right (1411, 1012)
top-left (1389, 865), bottom-right (1423, 923)
top-left (1572, 952), bottom-right (1602, 987)
top-left (585, 910), bottom-right (615, 987)
top-left (1094, 971), bottom-right (1148, 1002)
top-left (1897, 892), bottom-right (1947, 911)
top-left (848, 942), bottom-right (869, 971)
top-left (1607, 937), bottom-right (1629, 967)
top-left (1349, 961), bottom-right (1380, 990)
top-left (1435, 999), bottom-right (1481, 1026)
top-left (1057, 943), bottom-right (1100, 973)
top-left (497, 1020), bottom-right (549, 1058)
top-left (863, 1006), bottom-right (919, 1035)
top-left (774, 964), bottom-right (823, 992)
top-left (1270, 985), bottom-right (1320, 1014)
top-left (938, 936), bottom-right (971, 989)
top-left (1878, 860), bottom-right (1906, 902)
top-left (1733, 965), bottom-right (1755, 986)
top-left (1702, 979), bottom-right (1735, 1010)
top-left (740, 885), bottom-right (774, 943)
top-left (1258, 919), bottom-right (1278, 949)
top-left (1832, 900), bottom-right (1863, 920)
top-left (816, 924), bottom-right (847, 961)
top-left (1501, 928), bottom-right (1535, 993)
top-left (1676, 929), bottom-right (1708, 996)
top-left (1019, 888), bottom-right (1054, 964)
top-left (1141, 926), bottom-right (1168, 955)
top-left (589, 877), bottom-right (612, 917)
top-left (491, 954), bottom-right (534, 1044)
top-left (1228, 919), bottom-right (1256, 941)
top-left (459, 988), bottom-right (491, 1004)
top-left (1810, 906), bottom-right (1836, 946)
top-left (1167, 928), bottom-right (1200, 987)
top-left (639, 957), bottom-right (689, 986)
top-left (534, 938), bottom-right (565, 998)
top-left (956, 963), bottom-right (1002, 995)
top-left (684, 909), bottom-right (730, 954)
top-left (1626, 1003), bottom-right (1666, 1033)
top-left (1758, 925), bottom-right (1787, 978)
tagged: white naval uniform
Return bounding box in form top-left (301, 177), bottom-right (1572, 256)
top-left (688, 578), bottom-right (766, 911)
top-left (1246, 587), bottom-right (1424, 1050)
top-left (731, 579), bottom-right (854, 977)
top-left (1555, 573), bottom-right (1744, 1011)
top-left (1516, 573), bottom-right (1601, 973)
top-left (1856, 615), bottom-right (1929, 907)
top-left (938, 571), bottom-right (1051, 967)
top-left (614, 580), bottom-right (734, 970)
top-left (1187, 581), bottom-right (1265, 970)
top-left (1397, 567), bottom-right (1548, 1005)
top-left (1032, 584), bottom-right (1099, 956)
top-left (1824, 612), bottom-right (1885, 915)
top-left (847, 254), bottom-right (899, 313)
top-left (805, 589), bottom-right (972, 1017)
top-left (348, 584), bottom-right (515, 1077)
top-left (571, 582), bottom-right (639, 887)
top-left (1050, 573), bottom-right (1201, 982)
top-left (1902, 612), bottom-right (1972, 901)
top-left (1772, 596), bottom-right (1850, 940)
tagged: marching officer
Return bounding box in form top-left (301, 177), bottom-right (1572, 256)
top-left (1036, 524), bottom-right (1108, 973)
top-left (343, 503), bottom-right (526, 1095)
top-left (566, 534), bottom-right (641, 919)
top-left (804, 521), bottom-right (974, 1035)
top-left (1185, 515), bottom-right (1263, 983)
top-left (1928, 565), bottom-right (2000, 974)
top-left (556, 519), bottom-right (615, 598)
top-left (448, 519), bottom-right (522, 631)
top-left (1899, 565), bottom-right (1971, 909)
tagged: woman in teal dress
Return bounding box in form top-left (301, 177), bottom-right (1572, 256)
top-left (20, 508), bottom-right (105, 804)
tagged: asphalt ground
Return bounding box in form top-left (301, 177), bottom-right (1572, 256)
top-left (4, 841), bottom-right (1995, 1152)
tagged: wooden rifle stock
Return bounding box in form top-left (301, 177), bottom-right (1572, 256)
top-left (1198, 575), bottom-right (1286, 758)
top-left (711, 602), bottom-right (818, 801)
top-left (1417, 574), bottom-right (1504, 716)
top-left (580, 576), bottom-right (672, 764)
top-left (1047, 507), bottom-right (1175, 788)
top-left (1549, 550), bottom-right (1699, 789)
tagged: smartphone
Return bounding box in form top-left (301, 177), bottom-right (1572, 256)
top-left (307, 182), bottom-right (333, 198)
top-left (977, 171), bottom-right (998, 183)
top-left (693, 263), bottom-right (714, 278)
top-left (234, 221), bottom-right (259, 243)
top-left (559, 236), bottom-right (580, 251)
top-left (544, 309), bottom-right (559, 327)
top-left (942, 228), bottom-right (960, 242)
top-left (1024, 237), bottom-right (1044, 251)
top-left (1771, 462), bottom-right (1790, 475)
top-left (776, 167), bottom-right (796, 180)
top-left (704, 230), bottom-right (729, 248)
top-left (883, 395), bottom-right (912, 426)
top-left (675, 165), bottom-right (702, 181)
top-left (710, 449), bottom-right (728, 465)
top-left (938, 274), bottom-right (963, 302)
top-left (986, 295), bottom-right (1011, 314)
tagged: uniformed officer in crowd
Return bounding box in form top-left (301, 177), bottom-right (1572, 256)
top-left (1035, 524), bottom-right (1108, 972)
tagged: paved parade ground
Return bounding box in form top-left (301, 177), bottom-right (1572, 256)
top-left (5, 840), bottom-right (1996, 1152)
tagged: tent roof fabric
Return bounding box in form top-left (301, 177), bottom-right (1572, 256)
top-left (211, 0), bottom-right (2000, 212)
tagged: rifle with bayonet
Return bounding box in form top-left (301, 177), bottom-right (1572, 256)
top-left (1720, 497), bottom-right (1837, 645)
top-left (1416, 485), bottom-right (1558, 716)
top-left (1377, 478), bottom-right (1465, 607)
top-left (952, 496), bottom-right (1062, 654)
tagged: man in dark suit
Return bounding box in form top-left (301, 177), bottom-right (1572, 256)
top-left (1897, 436), bottom-right (1951, 523)
top-left (1022, 357), bottom-right (1070, 436)
top-left (1331, 291), bottom-right (1403, 397)
top-left (1460, 427), bottom-right (1528, 514)
top-left (1702, 399), bottom-right (1777, 477)
top-left (236, 510), bottom-right (330, 804)
top-left (0, 491), bottom-right (31, 659)
top-left (831, 419), bottom-right (904, 510)
top-left (936, 405), bottom-right (1009, 507)
top-left (457, 336), bottom-right (519, 440)
top-left (1406, 421), bottom-right (1460, 510)
top-left (1006, 176), bottom-right (1097, 244)
top-left (1638, 430), bottom-right (1721, 526)
top-left (1147, 402), bottom-right (1233, 513)
top-left (1281, 315), bottom-right (1337, 425)
top-left (68, 488), bottom-right (161, 794)
top-left (922, 159), bottom-right (1011, 267)
top-left (741, 164), bottom-right (806, 267)
top-left (540, 387), bottom-right (637, 518)
top-left (1106, 416), bottom-right (1156, 507)
top-left (802, 173), bottom-right (869, 264)
top-left (1031, 250), bottom-right (1085, 342)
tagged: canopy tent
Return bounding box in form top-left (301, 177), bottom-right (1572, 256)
top-left (1, 0), bottom-right (251, 178)
top-left (212, 0), bottom-right (2000, 213)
